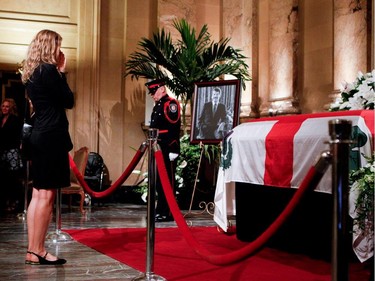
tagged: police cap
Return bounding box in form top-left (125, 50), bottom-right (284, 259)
top-left (145, 78), bottom-right (166, 95)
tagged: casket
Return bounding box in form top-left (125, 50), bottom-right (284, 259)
top-left (214, 110), bottom-right (374, 260)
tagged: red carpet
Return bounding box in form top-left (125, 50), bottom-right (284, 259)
top-left (65, 227), bottom-right (371, 281)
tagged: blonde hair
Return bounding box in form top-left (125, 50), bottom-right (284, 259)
top-left (1, 98), bottom-right (18, 116)
top-left (21, 29), bottom-right (62, 84)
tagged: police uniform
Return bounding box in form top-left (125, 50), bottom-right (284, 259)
top-left (146, 79), bottom-right (181, 221)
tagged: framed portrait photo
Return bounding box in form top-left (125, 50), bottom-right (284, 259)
top-left (190, 79), bottom-right (241, 144)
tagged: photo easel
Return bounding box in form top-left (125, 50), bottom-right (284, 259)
top-left (184, 141), bottom-right (217, 218)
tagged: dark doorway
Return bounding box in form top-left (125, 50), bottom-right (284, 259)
top-left (0, 71), bottom-right (28, 121)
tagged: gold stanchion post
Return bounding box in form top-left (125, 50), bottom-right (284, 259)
top-left (133, 128), bottom-right (166, 281)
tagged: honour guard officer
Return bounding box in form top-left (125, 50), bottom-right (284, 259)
top-left (145, 78), bottom-right (181, 222)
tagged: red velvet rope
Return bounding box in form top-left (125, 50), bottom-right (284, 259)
top-left (154, 149), bottom-right (327, 266)
top-left (70, 143), bottom-right (147, 199)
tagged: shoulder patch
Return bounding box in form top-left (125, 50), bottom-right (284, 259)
top-left (169, 103), bottom-right (178, 113)
top-left (163, 99), bottom-right (180, 124)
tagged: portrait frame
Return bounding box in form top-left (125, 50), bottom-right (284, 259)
top-left (190, 79), bottom-right (241, 144)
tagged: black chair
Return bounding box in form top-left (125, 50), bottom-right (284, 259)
top-left (84, 152), bottom-right (105, 192)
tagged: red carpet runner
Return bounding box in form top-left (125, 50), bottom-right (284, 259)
top-left (65, 227), bottom-right (371, 281)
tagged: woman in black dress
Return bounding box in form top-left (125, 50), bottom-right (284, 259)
top-left (21, 29), bottom-right (74, 265)
top-left (0, 98), bottom-right (23, 212)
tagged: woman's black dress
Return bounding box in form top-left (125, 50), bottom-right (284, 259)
top-left (26, 63), bottom-right (74, 189)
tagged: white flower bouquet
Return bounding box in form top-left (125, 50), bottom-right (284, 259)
top-left (349, 153), bottom-right (374, 262)
top-left (330, 70), bottom-right (375, 111)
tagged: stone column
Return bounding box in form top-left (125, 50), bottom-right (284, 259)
top-left (333, 0), bottom-right (369, 89)
top-left (268, 0), bottom-right (300, 115)
top-left (158, 0), bottom-right (196, 31)
top-left (251, 0), bottom-right (260, 118)
top-left (222, 0), bottom-right (253, 118)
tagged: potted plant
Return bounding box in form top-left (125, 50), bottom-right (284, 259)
top-left (124, 18), bottom-right (251, 132)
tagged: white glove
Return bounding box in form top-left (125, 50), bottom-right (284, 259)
top-left (169, 153), bottom-right (179, 161)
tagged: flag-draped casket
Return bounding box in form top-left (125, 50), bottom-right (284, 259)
top-left (214, 110), bottom-right (374, 261)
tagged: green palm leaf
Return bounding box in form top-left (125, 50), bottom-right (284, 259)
top-left (124, 18), bottom-right (251, 130)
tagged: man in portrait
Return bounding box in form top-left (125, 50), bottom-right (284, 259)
top-left (197, 87), bottom-right (228, 140)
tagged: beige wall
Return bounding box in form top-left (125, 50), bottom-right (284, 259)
top-left (0, 0), bottom-right (81, 149)
top-left (0, 0), bottom-right (373, 182)
top-left (0, 0), bottom-right (78, 71)
top-left (99, 0), bottom-right (127, 181)
top-left (300, 0), bottom-right (333, 113)
top-left (122, 0), bottom-right (156, 183)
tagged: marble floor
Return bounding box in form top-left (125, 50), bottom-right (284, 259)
top-left (0, 201), bottom-right (218, 281)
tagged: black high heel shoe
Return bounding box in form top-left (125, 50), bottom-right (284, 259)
top-left (25, 251), bottom-right (67, 265)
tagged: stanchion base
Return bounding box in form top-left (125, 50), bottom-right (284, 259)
top-left (17, 211), bottom-right (27, 220)
top-left (132, 272), bottom-right (167, 281)
top-left (46, 230), bottom-right (72, 243)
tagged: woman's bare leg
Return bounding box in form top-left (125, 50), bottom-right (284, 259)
top-left (26, 187), bottom-right (59, 262)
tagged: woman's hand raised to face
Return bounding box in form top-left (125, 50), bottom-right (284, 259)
top-left (57, 51), bottom-right (66, 73)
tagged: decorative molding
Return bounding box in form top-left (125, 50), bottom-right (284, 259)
top-left (0, 0), bottom-right (77, 23)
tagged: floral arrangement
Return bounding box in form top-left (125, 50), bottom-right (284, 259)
top-left (131, 134), bottom-right (216, 204)
top-left (349, 153), bottom-right (374, 261)
top-left (176, 134), bottom-right (202, 192)
top-left (131, 169), bottom-right (148, 202)
top-left (330, 70), bottom-right (375, 111)
top-left (329, 70), bottom-right (374, 261)
top-left (350, 153), bottom-right (374, 235)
